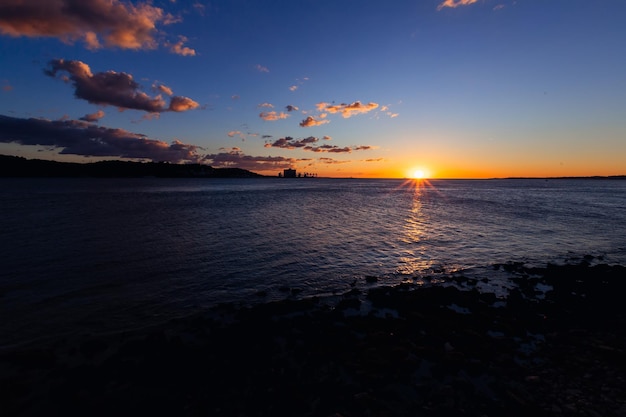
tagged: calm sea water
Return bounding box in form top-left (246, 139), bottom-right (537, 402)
top-left (1, 177), bottom-right (626, 347)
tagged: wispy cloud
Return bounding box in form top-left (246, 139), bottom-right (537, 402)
top-left (0, 114), bottom-right (202, 162)
top-left (255, 64), bottom-right (269, 73)
top-left (318, 157), bottom-right (350, 164)
top-left (258, 102), bottom-right (274, 108)
top-left (437, 0), bottom-right (479, 11)
top-left (45, 59), bottom-right (199, 113)
top-left (0, 0), bottom-right (188, 53)
top-left (259, 111), bottom-right (289, 121)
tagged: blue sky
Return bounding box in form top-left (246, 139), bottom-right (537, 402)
top-left (1, 0), bottom-right (625, 177)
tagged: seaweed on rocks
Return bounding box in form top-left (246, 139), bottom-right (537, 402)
top-left (1, 261), bottom-right (625, 416)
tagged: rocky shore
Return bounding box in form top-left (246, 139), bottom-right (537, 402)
top-left (2, 260), bottom-right (626, 416)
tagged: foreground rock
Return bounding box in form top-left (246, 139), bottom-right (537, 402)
top-left (2, 261), bottom-right (626, 416)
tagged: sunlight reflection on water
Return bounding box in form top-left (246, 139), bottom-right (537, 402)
top-left (2, 177), bottom-right (626, 346)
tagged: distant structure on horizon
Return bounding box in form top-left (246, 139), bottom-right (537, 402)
top-left (282, 168), bottom-right (297, 178)
top-left (278, 168), bottom-right (317, 178)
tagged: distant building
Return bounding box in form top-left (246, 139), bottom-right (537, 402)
top-left (283, 168), bottom-right (297, 178)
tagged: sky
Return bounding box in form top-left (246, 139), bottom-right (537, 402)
top-left (1, 0), bottom-right (625, 178)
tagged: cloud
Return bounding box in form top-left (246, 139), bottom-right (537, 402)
top-left (323, 135), bottom-right (332, 140)
top-left (231, 95), bottom-right (240, 100)
top-left (264, 136), bottom-right (374, 154)
top-left (258, 102), bottom-right (274, 108)
top-left (264, 136), bottom-right (319, 149)
top-left (79, 110), bottom-right (105, 122)
top-left (299, 116), bottom-right (329, 127)
top-left (285, 105), bottom-right (299, 112)
top-left (317, 101), bottom-right (379, 118)
top-left (318, 157), bottom-right (350, 164)
top-left (289, 77), bottom-right (309, 92)
top-left (45, 59), bottom-right (198, 113)
top-left (227, 130), bottom-right (243, 138)
top-left (169, 96), bottom-right (199, 112)
top-left (259, 111), bottom-right (289, 121)
top-left (203, 148), bottom-right (300, 171)
top-left (0, 0), bottom-right (184, 52)
top-left (255, 64), bottom-right (269, 73)
top-left (153, 83), bottom-right (174, 96)
top-left (0, 114), bottom-right (202, 163)
top-left (493, 4), bottom-right (505, 11)
top-left (166, 35), bottom-right (196, 56)
top-left (437, 0), bottom-right (478, 11)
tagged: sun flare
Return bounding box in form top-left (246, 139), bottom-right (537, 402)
top-left (408, 168), bottom-right (429, 180)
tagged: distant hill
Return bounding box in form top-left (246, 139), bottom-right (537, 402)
top-left (0, 155), bottom-right (264, 178)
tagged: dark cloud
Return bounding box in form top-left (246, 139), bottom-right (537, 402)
top-left (0, 114), bottom-right (202, 162)
top-left (264, 136), bottom-right (373, 154)
top-left (202, 148), bottom-right (299, 171)
top-left (265, 136), bottom-right (319, 149)
top-left (0, 0), bottom-right (188, 52)
top-left (45, 59), bottom-right (199, 113)
top-left (285, 105), bottom-right (299, 112)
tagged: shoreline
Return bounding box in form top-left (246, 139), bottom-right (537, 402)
top-left (2, 260), bottom-right (626, 416)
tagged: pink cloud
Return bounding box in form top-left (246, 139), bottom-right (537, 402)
top-left (437, 0), bottom-right (479, 11)
top-left (167, 36), bottom-right (196, 56)
top-left (318, 101), bottom-right (379, 118)
top-left (259, 111), bottom-right (289, 121)
top-left (299, 116), bottom-right (329, 127)
top-left (79, 110), bottom-right (105, 123)
top-left (154, 83), bottom-right (174, 96)
top-left (0, 0), bottom-right (186, 52)
top-left (169, 96), bottom-right (199, 112)
top-left (45, 59), bottom-right (198, 113)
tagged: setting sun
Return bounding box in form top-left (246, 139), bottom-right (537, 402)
top-left (408, 168), bottom-right (430, 179)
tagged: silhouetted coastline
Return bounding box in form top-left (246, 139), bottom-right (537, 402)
top-left (0, 155), bottom-right (263, 178)
top-left (2, 259), bottom-right (625, 416)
